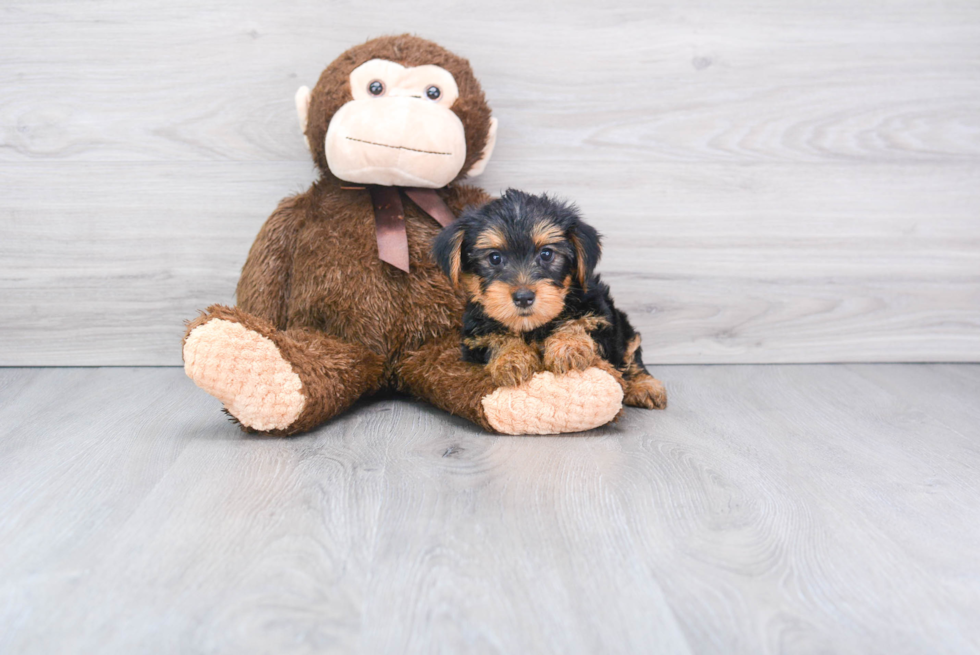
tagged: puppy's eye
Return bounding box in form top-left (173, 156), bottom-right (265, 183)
top-left (368, 80), bottom-right (385, 96)
top-left (425, 85), bottom-right (441, 100)
top-left (488, 252), bottom-right (502, 266)
top-left (539, 247), bottom-right (555, 263)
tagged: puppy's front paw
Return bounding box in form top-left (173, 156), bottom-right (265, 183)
top-left (487, 340), bottom-right (543, 387)
top-left (543, 332), bottom-right (598, 375)
top-left (624, 375), bottom-right (667, 410)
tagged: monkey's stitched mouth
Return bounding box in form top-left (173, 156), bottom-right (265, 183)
top-left (345, 136), bottom-right (451, 156)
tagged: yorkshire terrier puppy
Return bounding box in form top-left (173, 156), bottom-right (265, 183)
top-left (432, 189), bottom-right (666, 410)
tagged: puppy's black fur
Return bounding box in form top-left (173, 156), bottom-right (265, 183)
top-left (432, 189), bottom-right (663, 406)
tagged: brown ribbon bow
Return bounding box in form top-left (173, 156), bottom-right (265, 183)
top-left (360, 186), bottom-right (456, 273)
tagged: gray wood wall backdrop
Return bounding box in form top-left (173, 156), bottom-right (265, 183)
top-left (1, 0), bottom-right (978, 366)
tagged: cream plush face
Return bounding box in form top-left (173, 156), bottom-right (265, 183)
top-left (323, 59), bottom-right (469, 188)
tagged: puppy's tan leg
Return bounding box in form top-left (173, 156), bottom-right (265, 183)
top-left (485, 336), bottom-right (543, 388)
top-left (542, 315), bottom-right (607, 374)
top-left (543, 332), bottom-right (596, 374)
top-left (621, 334), bottom-right (667, 410)
top-left (624, 373), bottom-right (668, 410)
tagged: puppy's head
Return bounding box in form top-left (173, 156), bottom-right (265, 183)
top-left (432, 189), bottom-right (601, 332)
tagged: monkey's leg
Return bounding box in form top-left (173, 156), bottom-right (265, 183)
top-left (183, 305), bottom-right (384, 435)
top-left (396, 334), bottom-right (624, 435)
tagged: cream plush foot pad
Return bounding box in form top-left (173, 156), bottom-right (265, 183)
top-left (481, 367), bottom-right (624, 435)
top-left (183, 319), bottom-right (305, 431)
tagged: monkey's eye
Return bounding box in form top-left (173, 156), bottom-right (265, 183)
top-left (368, 80), bottom-right (385, 96)
top-left (538, 247), bottom-right (555, 263)
top-left (488, 252), bottom-right (502, 266)
top-left (425, 85), bottom-right (441, 100)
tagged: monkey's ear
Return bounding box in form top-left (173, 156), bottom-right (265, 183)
top-left (466, 117), bottom-right (497, 178)
top-left (570, 221), bottom-right (602, 289)
top-left (431, 222), bottom-right (467, 286)
top-left (295, 86), bottom-right (312, 150)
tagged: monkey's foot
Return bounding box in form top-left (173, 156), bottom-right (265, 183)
top-left (183, 318), bottom-right (306, 431)
top-left (481, 367), bottom-right (623, 435)
top-left (624, 375), bottom-right (668, 410)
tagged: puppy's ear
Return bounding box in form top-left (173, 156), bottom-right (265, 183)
top-left (570, 221), bottom-right (602, 289)
top-left (432, 221), bottom-right (466, 286)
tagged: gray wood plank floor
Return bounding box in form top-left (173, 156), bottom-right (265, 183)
top-left (1, 365), bottom-right (978, 654)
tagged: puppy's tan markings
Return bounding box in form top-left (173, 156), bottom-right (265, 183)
top-left (474, 225), bottom-right (507, 250)
top-left (531, 222), bottom-right (564, 249)
top-left (472, 334), bottom-right (544, 387)
top-left (543, 332), bottom-right (596, 374)
top-left (461, 273), bottom-right (482, 299)
top-left (570, 314), bottom-right (610, 333)
top-left (624, 373), bottom-right (667, 409)
top-left (530, 281), bottom-right (567, 328)
top-left (463, 332), bottom-right (509, 351)
top-left (481, 281), bottom-right (520, 328)
top-left (542, 314), bottom-right (608, 374)
top-left (621, 333), bottom-right (650, 381)
top-left (624, 334), bottom-right (641, 362)
top-left (569, 232), bottom-right (591, 290)
top-left (445, 229), bottom-right (465, 285)
top-left (616, 332), bottom-right (666, 407)
top-left (480, 280), bottom-right (568, 333)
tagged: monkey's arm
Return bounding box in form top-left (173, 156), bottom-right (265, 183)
top-left (236, 193), bottom-right (308, 330)
top-left (397, 333), bottom-right (624, 435)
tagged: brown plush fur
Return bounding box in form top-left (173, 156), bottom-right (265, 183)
top-left (246, 180), bottom-right (481, 362)
top-left (394, 333), bottom-right (499, 430)
top-left (185, 36), bottom-right (508, 435)
top-left (185, 304), bottom-right (387, 435)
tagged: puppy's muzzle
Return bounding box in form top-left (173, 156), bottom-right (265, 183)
top-left (512, 289), bottom-right (536, 309)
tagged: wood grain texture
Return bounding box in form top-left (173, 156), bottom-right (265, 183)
top-left (1, 364), bottom-right (978, 653)
top-left (1, 0), bottom-right (979, 364)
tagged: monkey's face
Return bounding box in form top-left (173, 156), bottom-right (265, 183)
top-left (325, 59), bottom-right (467, 188)
top-left (297, 37), bottom-right (498, 189)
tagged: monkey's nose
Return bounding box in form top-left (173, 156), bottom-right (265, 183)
top-left (512, 289), bottom-right (536, 309)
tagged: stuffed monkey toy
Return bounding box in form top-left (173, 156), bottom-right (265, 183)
top-left (182, 35), bottom-right (626, 435)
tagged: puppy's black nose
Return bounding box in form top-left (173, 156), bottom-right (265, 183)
top-left (512, 289), bottom-right (536, 308)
